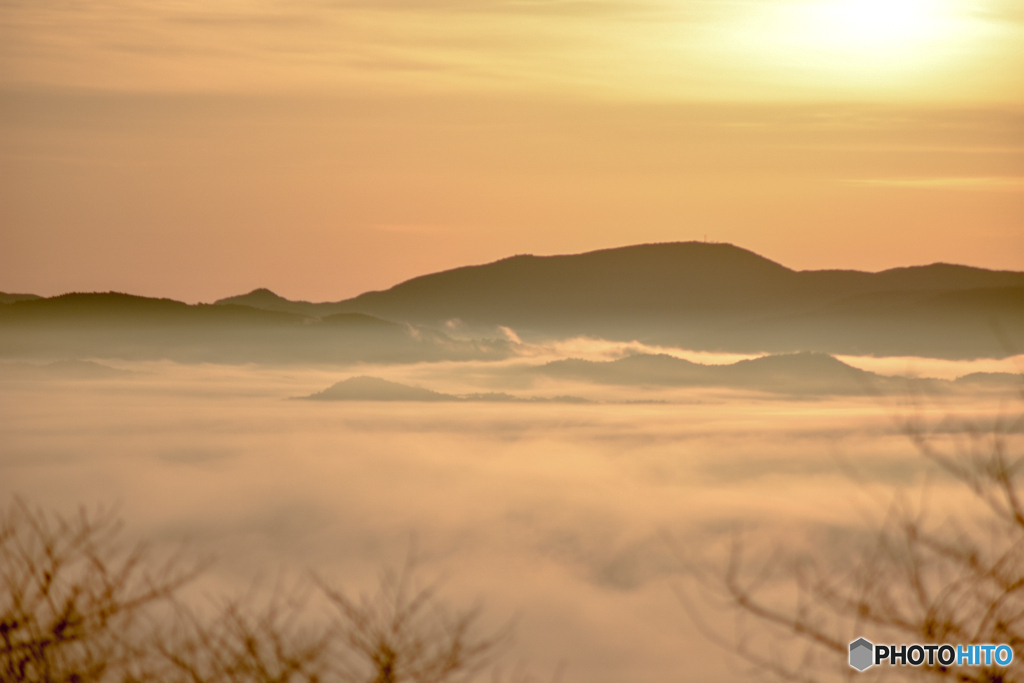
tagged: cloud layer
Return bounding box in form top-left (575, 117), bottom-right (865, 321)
top-left (2, 360), bottom-right (1019, 680)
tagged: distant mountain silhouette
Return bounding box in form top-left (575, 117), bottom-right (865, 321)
top-left (299, 376), bottom-right (588, 403)
top-left (0, 292), bottom-right (41, 305)
top-left (0, 359), bottom-right (132, 381)
top-left (214, 288), bottom-right (355, 318)
top-left (302, 376), bottom-right (451, 401)
top-left (954, 371), bottom-right (1022, 387)
top-left (6, 243), bottom-right (1023, 362)
top-left (216, 243), bottom-right (1024, 359)
top-left (536, 352), bottom-right (929, 395)
top-left (0, 292), bottom-right (300, 326)
top-left (0, 292), bottom-right (513, 364)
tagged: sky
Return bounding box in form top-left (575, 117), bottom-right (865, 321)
top-left (1, 0), bottom-right (1022, 303)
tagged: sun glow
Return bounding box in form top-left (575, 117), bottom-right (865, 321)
top-left (813, 0), bottom-right (942, 49)
top-left (791, 0), bottom-right (965, 64)
top-left (718, 0), bottom-right (979, 94)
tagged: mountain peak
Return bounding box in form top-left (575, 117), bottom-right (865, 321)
top-left (216, 288), bottom-right (287, 305)
top-left (495, 241), bottom-right (785, 269)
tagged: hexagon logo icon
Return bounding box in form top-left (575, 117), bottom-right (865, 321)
top-left (849, 638), bottom-right (874, 671)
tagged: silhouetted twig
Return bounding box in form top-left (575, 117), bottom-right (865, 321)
top-left (679, 386), bottom-right (1024, 682)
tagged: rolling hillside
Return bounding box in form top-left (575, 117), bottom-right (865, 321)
top-left (218, 242), bottom-right (1024, 358)
top-left (7, 242), bottom-right (1023, 360)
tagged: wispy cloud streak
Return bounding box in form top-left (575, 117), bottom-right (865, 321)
top-left (846, 176), bottom-right (1024, 191)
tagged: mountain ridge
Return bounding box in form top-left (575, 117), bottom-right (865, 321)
top-left (219, 242), bottom-right (1023, 358)
top-left (535, 351), bottom-right (921, 395)
top-left (0, 292), bottom-right (513, 364)
top-left (299, 375), bottom-right (589, 403)
top-left (5, 242), bottom-right (1023, 360)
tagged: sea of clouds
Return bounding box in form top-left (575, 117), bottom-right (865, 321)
top-left (1, 355), bottom-right (1020, 681)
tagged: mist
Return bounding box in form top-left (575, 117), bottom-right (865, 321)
top-left (2, 356), bottom-right (1019, 681)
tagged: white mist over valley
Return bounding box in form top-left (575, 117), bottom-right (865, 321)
top-left (3, 348), bottom-right (1020, 681)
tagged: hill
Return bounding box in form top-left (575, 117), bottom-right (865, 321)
top-left (0, 292), bottom-right (512, 364)
top-left (6, 243), bottom-right (1023, 361)
top-left (301, 376), bottom-right (452, 401)
top-left (214, 288), bottom-right (354, 318)
top-left (299, 376), bottom-right (588, 403)
top-left (0, 359), bottom-right (133, 381)
top-left (536, 352), bottom-right (927, 395)
top-left (0, 292), bottom-right (42, 305)
top-left (216, 242), bottom-right (1024, 359)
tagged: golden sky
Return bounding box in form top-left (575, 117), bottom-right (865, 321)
top-left (1, 0), bottom-right (1022, 301)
